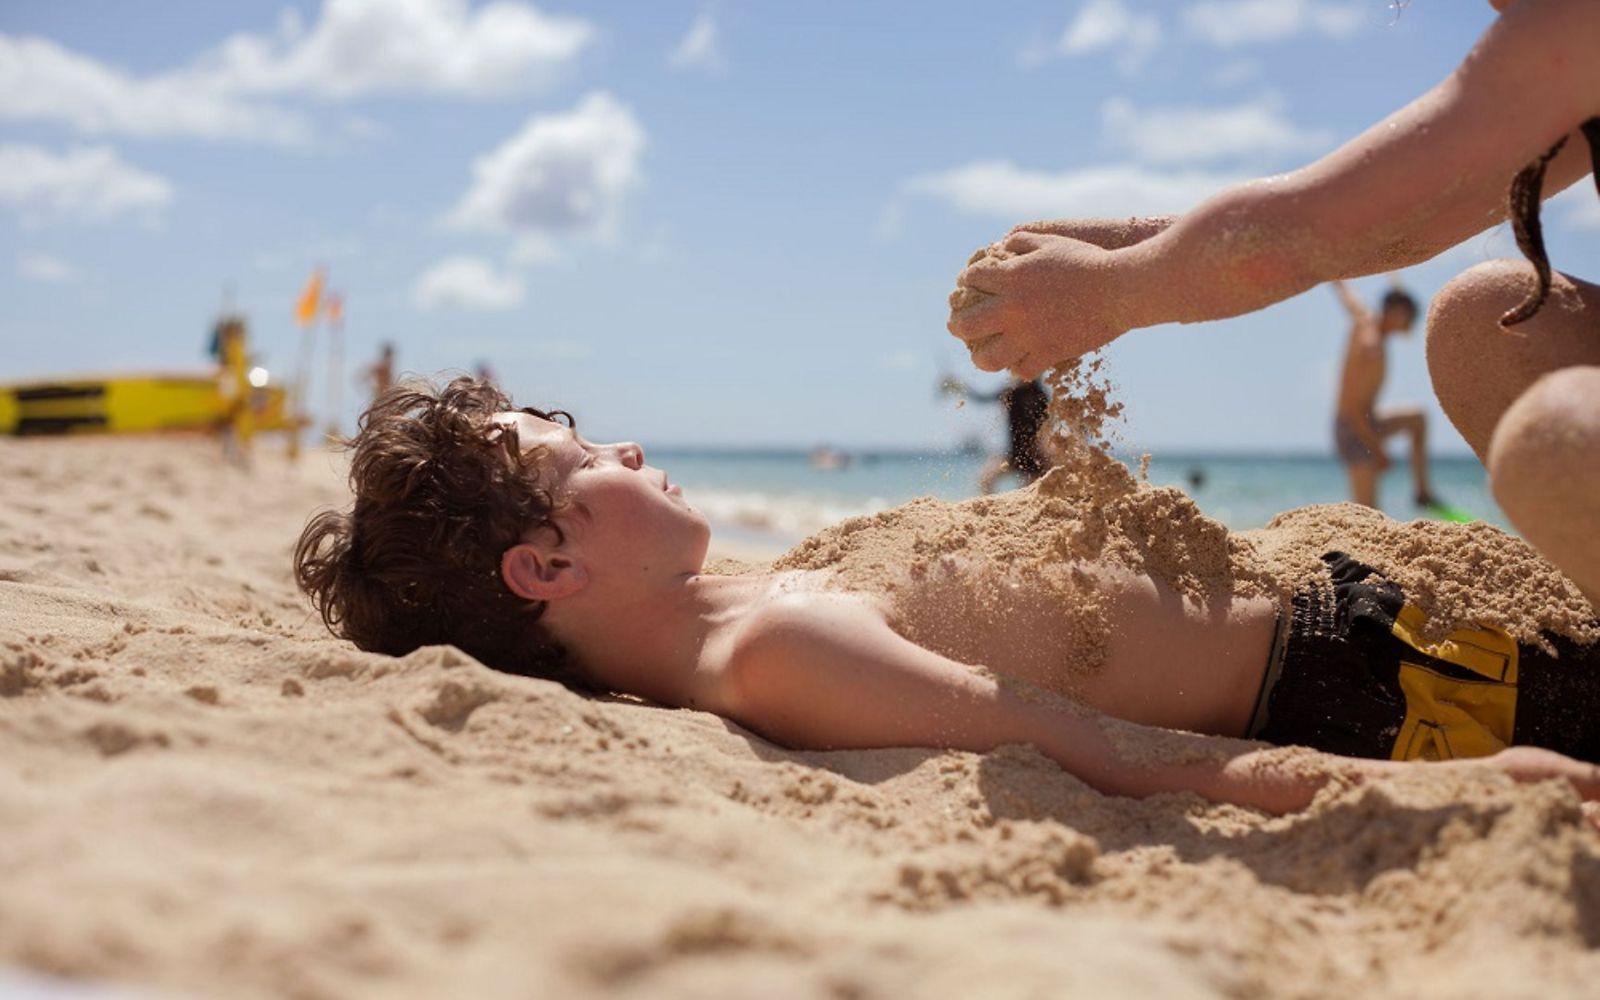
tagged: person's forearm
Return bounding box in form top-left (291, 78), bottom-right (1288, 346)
top-left (1010, 216), bottom-right (1175, 251)
top-left (1110, 0), bottom-right (1600, 330)
top-left (1024, 709), bottom-right (1380, 815)
top-left (1108, 172), bottom-right (1453, 329)
top-left (1108, 169), bottom-right (1490, 329)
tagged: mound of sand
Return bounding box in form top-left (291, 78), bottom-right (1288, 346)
top-left (3, 437), bottom-right (1600, 999)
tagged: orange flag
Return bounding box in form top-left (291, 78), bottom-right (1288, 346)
top-left (294, 267), bottom-right (325, 327)
top-left (325, 291), bottom-right (344, 331)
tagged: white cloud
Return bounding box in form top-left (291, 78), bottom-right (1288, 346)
top-left (0, 34), bottom-right (308, 145)
top-left (0, 144), bottom-right (173, 223)
top-left (509, 233), bottom-right (564, 267)
top-left (16, 253), bottom-right (78, 283)
top-left (901, 161), bottom-right (1241, 220)
top-left (1029, 0), bottom-right (1162, 74)
top-left (0, 1), bottom-right (595, 145)
top-left (447, 92), bottom-right (645, 244)
top-left (203, 0), bottom-right (594, 99)
top-left (669, 9), bottom-right (725, 73)
top-left (1101, 95), bottom-right (1332, 164)
top-left (411, 256), bottom-right (525, 311)
top-left (1183, 0), bottom-right (1366, 47)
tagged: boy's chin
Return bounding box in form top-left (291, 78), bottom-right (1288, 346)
top-left (689, 520), bottom-right (713, 568)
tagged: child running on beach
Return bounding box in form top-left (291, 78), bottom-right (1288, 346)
top-left (946, 0), bottom-right (1600, 607)
top-left (295, 378), bottom-right (1600, 819)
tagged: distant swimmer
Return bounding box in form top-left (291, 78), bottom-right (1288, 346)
top-left (1330, 281), bottom-right (1442, 511)
top-left (942, 375), bottom-right (1049, 494)
top-left (808, 446), bottom-right (852, 471)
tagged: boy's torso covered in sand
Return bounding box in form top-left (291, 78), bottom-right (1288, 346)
top-left (732, 448), bottom-right (1597, 754)
top-left (743, 511), bottom-right (1279, 743)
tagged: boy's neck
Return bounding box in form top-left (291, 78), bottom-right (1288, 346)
top-left (546, 570), bottom-right (775, 710)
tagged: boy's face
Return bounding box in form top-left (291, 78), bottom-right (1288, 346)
top-left (1380, 304), bottom-right (1417, 335)
top-left (496, 410), bottom-right (710, 579)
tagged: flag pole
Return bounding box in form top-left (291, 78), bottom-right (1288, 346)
top-left (289, 265), bottom-right (327, 460)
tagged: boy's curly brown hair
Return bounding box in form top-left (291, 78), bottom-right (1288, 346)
top-left (293, 376), bottom-right (588, 687)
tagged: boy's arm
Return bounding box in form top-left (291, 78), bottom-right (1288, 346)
top-left (1329, 280), bottom-right (1371, 326)
top-left (723, 598), bottom-right (1600, 812)
top-left (724, 596), bottom-right (1375, 815)
top-left (951, 0), bottom-right (1600, 373)
top-left (1117, 0), bottom-right (1600, 328)
top-left (937, 376), bottom-right (1003, 403)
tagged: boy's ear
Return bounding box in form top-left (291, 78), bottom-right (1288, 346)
top-left (501, 542), bottom-right (588, 604)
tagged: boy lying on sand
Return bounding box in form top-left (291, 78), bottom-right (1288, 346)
top-left (296, 378), bottom-right (1600, 817)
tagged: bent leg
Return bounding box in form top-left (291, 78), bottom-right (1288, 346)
top-left (1375, 407), bottom-right (1434, 504)
top-left (1488, 366), bottom-right (1600, 607)
top-left (1426, 260), bottom-right (1600, 459)
top-left (1428, 261), bottom-right (1600, 603)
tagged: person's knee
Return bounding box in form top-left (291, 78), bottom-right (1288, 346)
top-left (1425, 260), bottom-right (1538, 454)
top-left (1489, 367), bottom-right (1600, 547)
top-left (1427, 259), bottom-right (1533, 342)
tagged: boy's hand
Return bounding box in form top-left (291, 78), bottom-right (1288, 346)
top-left (947, 231), bottom-right (1129, 379)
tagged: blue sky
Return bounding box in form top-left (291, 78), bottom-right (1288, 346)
top-left (3, 0), bottom-right (1598, 452)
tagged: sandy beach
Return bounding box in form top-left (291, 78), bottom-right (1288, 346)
top-left (0, 434), bottom-right (1597, 999)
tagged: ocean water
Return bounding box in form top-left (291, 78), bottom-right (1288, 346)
top-left (652, 447), bottom-right (1504, 552)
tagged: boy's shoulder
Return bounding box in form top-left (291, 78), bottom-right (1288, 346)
top-left (730, 589), bottom-right (887, 661)
top-left (718, 589), bottom-right (890, 702)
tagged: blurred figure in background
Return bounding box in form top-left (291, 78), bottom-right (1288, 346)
top-left (942, 375), bottom-right (1050, 494)
top-left (365, 342), bottom-right (396, 401)
top-left (1330, 281), bottom-right (1440, 510)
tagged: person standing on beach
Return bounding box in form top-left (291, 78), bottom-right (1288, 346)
top-left (365, 342), bottom-right (396, 400)
top-left (947, 0), bottom-right (1600, 606)
top-left (1330, 281), bottom-right (1438, 509)
top-left (943, 375), bottom-right (1050, 492)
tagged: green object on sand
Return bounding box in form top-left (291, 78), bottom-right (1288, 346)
top-left (1424, 502), bottom-right (1475, 524)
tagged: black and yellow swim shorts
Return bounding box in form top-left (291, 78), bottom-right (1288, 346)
top-left (1247, 552), bottom-right (1600, 763)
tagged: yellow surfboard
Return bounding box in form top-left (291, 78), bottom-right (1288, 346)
top-left (0, 372), bottom-right (293, 436)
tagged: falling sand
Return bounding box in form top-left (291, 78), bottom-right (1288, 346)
top-left (791, 260), bottom-right (1596, 657)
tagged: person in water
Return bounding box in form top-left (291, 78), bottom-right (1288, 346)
top-left (1330, 281), bottom-right (1440, 510)
top-left (946, 0), bottom-right (1600, 608)
top-left (944, 375), bottom-right (1050, 493)
top-left (295, 378), bottom-right (1600, 819)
